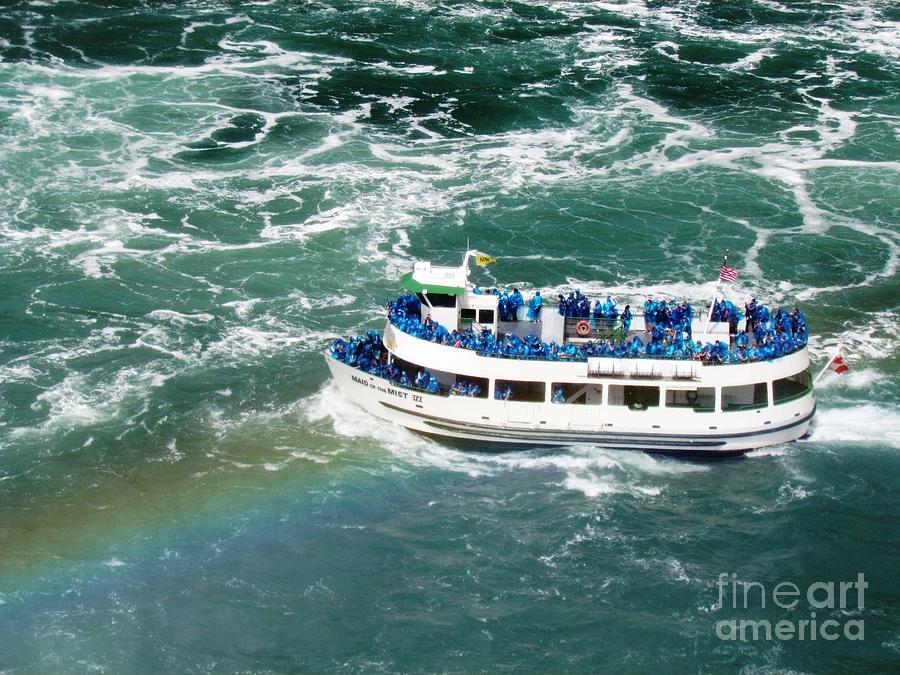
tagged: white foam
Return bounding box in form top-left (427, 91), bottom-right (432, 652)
top-left (816, 312), bottom-right (899, 362)
top-left (0, 363), bottom-right (40, 382)
top-left (809, 404), bottom-right (900, 448)
top-left (315, 380), bottom-right (705, 495)
top-left (29, 85), bottom-right (72, 102)
top-left (147, 309), bottom-right (215, 325)
top-left (133, 326), bottom-right (197, 362)
top-left (202, 324), bottom-right (328, 360)
top-left (12, 366), bottom-right (171, 439)
top-left (728, 47), bottom-right (776, 71)
top-left (815, 368), bottom-right (886, 391)
top-left (746, 444), bottom-right (793, 459)
top-left (779, 482), bottom-right (814, 504)
top-left (305, 380), bottom-right (453, 467)
top-left (222, 299), bottom-right (260, 319)
top-left (155, 438), bottom-right (184, 463)
top-left (370, 62), bottom-right (441, 76)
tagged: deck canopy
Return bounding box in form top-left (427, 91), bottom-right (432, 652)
top-left (400, 261), bottom-right (467, 296)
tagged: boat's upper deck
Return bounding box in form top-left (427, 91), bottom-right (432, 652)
top-left (386, 288), bottom-right (808, 367)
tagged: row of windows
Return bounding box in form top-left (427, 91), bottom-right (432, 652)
top-left (459, 307), bottom-right (495, 325)
top-left (495, 370), bottom-right (812, 411)
top-left (392, 353), bottom-right (812, 411)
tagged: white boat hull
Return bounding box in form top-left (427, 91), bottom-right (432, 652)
top-left (324, 355), bottom-right (815, 458)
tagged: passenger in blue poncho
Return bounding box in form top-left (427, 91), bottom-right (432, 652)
top-left (745, 297), bottom-right (757, 332)
top-left (628, 335), bottom-right (643, 357)
top-left (527, 291), bottom-right (542, 322)
top-left (576, 293), bottom-right (590, 318)
top-left (510, 288), bottom-right (523, 321)
top-left (602, 295), bottom-right (617, 319)
top-left (552, 387), bottom-right (565, 404)
top-left (494, 384), bottom-right (513, 400)
top-left (497, 293), bottom-right (509, 322)
top-left (643, 299), bottom-right (654, 329)
top-left (621, 305), bottom-right (633, 333)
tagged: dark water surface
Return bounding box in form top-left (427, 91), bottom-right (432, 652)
top-left (1, 1), bottom-right (898, 671)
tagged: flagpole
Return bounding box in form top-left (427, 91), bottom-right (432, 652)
top-left (813, 345), bottom-right (844, 385)
top-left (702, 249), bottom-right (729, 336)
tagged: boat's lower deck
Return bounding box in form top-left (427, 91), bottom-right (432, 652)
top-left (325, 356), bottom-right (816, 457)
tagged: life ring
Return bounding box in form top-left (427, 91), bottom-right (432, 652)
top-left (575, 320), bottom-right (591, 337)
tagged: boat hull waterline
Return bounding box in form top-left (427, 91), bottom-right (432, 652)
top-left (325, 356), bottom-right (815, 458)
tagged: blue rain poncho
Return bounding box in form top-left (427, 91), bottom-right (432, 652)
top-left (621, 305), bottom-right (633, 332)
top-left (527, 291), bottom-right (543, 321)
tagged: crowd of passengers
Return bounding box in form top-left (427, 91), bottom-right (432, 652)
top-left (558, 289), bottom-right (624, 322)
top-left (472, 287), bottom-right (526, 322)
top-left (331, 291), bottom-right (809, 396)
top-left (329, 291), bottom-right (810, 392)
top-left (382, 291), bottom-right (807, 364)
top-left (329, 331), bottom-right (483, 397)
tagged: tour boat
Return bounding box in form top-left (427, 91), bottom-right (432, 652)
top-left (324, 251), bottom-right (816, 457)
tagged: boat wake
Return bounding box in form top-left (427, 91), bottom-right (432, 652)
top-left (807, 403), bottom-right (900, 449)
top-left (312, 380), bottom-right (709, 498)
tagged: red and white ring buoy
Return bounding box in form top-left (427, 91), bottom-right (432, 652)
top-left (575, 320), bottom-right (591, 337)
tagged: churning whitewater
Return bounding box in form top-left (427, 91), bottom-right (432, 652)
top-left (0, 1), bottom-right (898, 672)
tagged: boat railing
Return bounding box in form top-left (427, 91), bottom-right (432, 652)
top-left (388, 316), bottom-right (807, 365)
top-left (562, 317), bottom-right (626, 341)
top-left (467, 346), bottom-right (805, 364)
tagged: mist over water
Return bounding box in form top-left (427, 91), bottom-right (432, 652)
top-left (1, 0), bottom-right (898, 671)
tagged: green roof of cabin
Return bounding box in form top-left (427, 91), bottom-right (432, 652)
top-left (400, 272), bottom-right (465, 295)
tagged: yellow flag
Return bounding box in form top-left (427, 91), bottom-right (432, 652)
top-left (475, 252), bottom-right (497, 266)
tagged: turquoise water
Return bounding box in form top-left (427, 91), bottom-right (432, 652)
top-left (1, 0), bottom-right (898, 671)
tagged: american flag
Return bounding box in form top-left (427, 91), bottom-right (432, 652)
top-left (719, 265), bottom-right (739, 283)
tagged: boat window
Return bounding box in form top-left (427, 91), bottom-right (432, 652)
top-left (665, 387), bottom-right (715, 411)
top-left (773, 369), bottom-right (812, 404)
top-left (389, 356), bottom-right (454, 397)
top-left (608, 385), bottom-right (659, 410)
top-left (424, 292), bottom-right (457, 308)
top-left (478, 309), bottom-right (495, 324)
top-left (450, 375), bottom-right (488, 399)
top-left (551, 383), bottom-right (602, 405)
top-left (459, 308), bottom-right (476, 330)
top-left (721, 382), bottom-right (768, 411)
top-left (495, 379), bottom-right (546, 403)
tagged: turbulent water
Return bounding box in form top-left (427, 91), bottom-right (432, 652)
top-left (1, 0), bottom-right (898, 671)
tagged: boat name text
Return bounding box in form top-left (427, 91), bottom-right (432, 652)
top-left (352, 375), bottom-right (422, 402)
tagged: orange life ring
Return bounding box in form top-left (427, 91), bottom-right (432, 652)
top-left (575, 320), bottom-right (591, 337)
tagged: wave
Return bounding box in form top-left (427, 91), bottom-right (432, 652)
top-left (807, 403), bottom-right (900, 449)
top-left (311, 380), bottom-right (707, 496)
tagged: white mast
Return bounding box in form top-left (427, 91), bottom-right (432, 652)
top-left (702, 249), bottom-right (729, 335)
